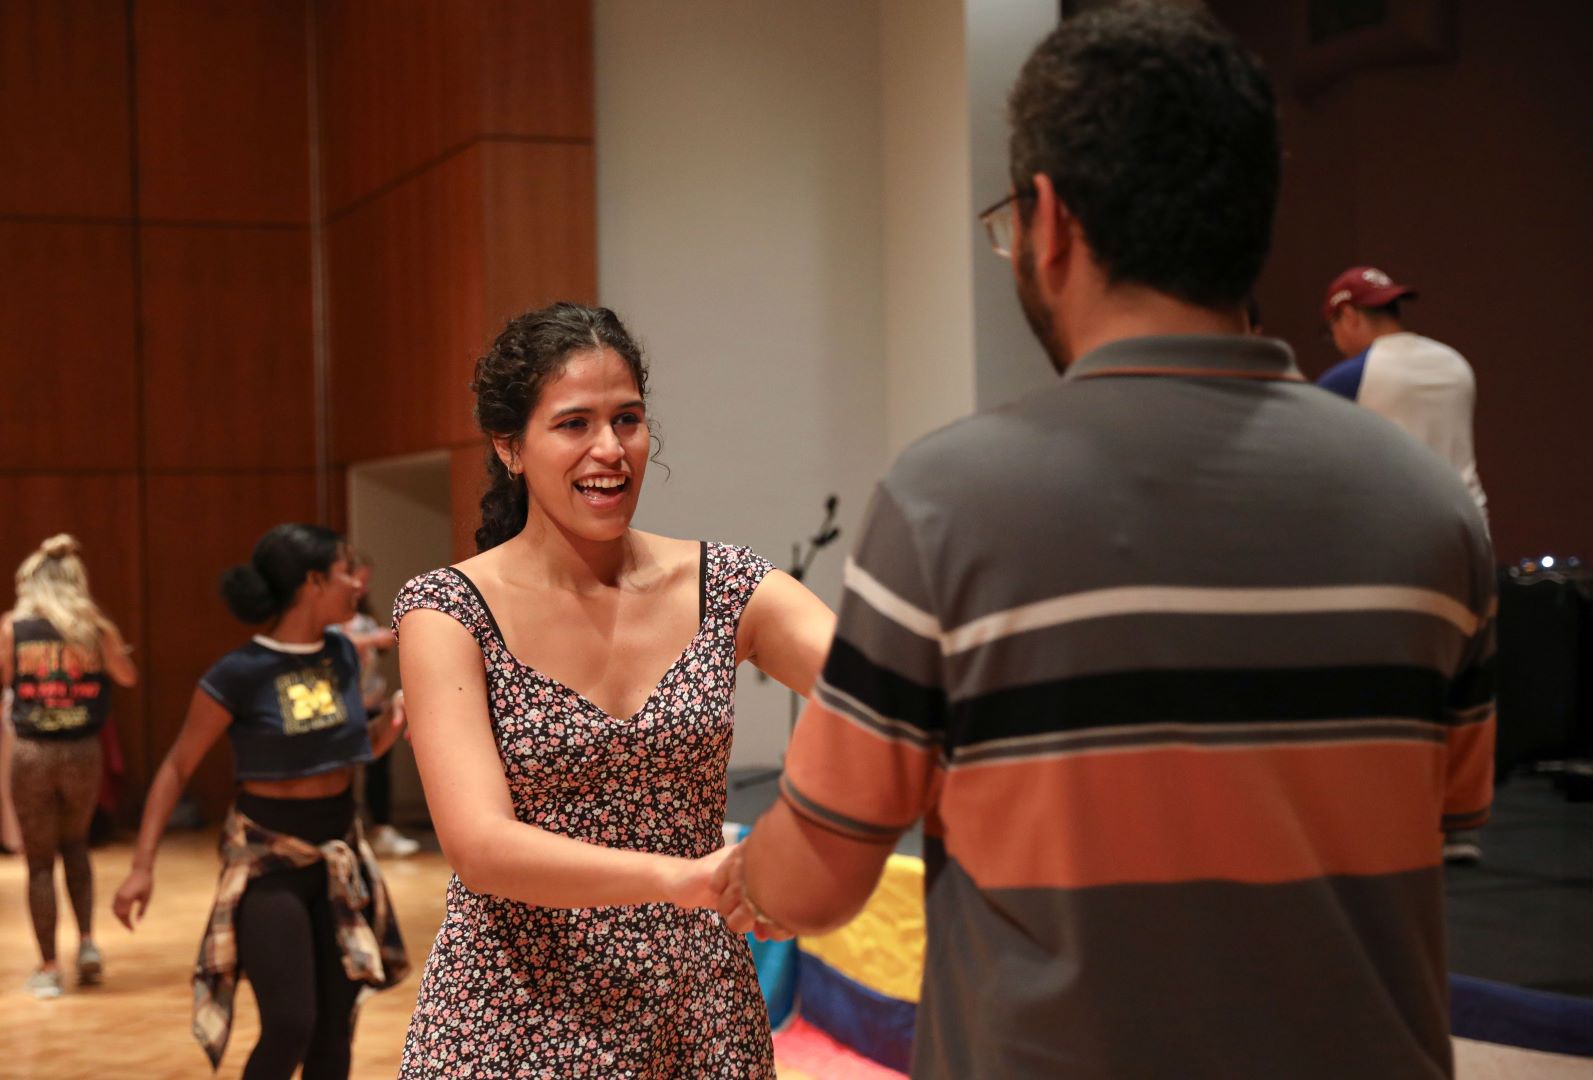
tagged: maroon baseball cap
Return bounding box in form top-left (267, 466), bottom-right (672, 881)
top-left (1322, 266), bottom-right (1417, 320)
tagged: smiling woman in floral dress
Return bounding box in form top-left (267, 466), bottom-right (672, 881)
top-left (394, 302), bottom-right (836, 1078)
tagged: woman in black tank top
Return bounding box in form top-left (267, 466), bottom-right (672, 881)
top-left (1, 534), bottom-right (138, 999)
top-left (110, 523), bottom-right (409, 1080)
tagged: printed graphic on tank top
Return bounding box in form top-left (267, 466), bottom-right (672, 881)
top-left (10, 617), bottom-right (111, 739)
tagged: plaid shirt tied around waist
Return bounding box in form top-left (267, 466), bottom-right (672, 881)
top-left (192, 806), bottom-right (411, 1068)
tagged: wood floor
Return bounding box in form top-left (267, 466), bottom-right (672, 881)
top-left (0, 834), bottom-right (1582, 1079)
top-left (0, 831), bottom-right (449, 1079)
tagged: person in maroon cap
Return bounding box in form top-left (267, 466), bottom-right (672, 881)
top-left (1320, 266), bottom-right (1490, 866)
top-left (1318, 266), bottom-right (1489, 527)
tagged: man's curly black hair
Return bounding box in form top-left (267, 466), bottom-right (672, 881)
top-left (1008, 1), bottom-right (1281, 309)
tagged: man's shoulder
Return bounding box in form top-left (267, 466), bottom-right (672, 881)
top-left (1317, 352), bottom-right (1367, 399)
top-left (1374, 331), bottom-right (1470, 367)
top-left (884, 391), bottom-right (1068, 497)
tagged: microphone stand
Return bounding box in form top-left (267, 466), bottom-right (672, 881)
top-left (731, 495), bottom-right (841, 792)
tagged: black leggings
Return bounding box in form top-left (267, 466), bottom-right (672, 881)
top-left (235, 790), bottom-right (364, 1080)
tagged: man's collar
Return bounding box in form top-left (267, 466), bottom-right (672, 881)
top-left (1063, 334), bottom-right (1304, 383)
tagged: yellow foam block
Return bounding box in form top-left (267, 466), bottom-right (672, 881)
top-left (798, 853), bottom-right (926, 1003)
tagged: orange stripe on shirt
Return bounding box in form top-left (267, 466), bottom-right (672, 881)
top-left (939, 740), bottom-right (1447, 890)
top-left (783, 698), bottom-right (938, 837)
top-left (1444, 713), bottom-right (1495, 825)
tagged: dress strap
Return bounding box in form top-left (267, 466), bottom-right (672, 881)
top-left (698, 540), bottom-right (709, 626)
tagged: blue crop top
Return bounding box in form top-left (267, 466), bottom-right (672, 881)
top-left (199, 633), bottom-right (372, 781)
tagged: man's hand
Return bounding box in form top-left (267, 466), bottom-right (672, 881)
top-left (711, 841), bottom-right (794, 942)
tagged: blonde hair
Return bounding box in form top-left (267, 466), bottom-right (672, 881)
top-left (13, 534), bottom-right (107, 653)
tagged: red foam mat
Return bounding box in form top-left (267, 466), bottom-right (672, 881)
top-left (773, 1016), bottom-right (909, 1079)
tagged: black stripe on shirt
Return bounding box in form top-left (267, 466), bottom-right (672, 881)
top-left (946, 665), bottom-right (1452, 750)
top-left (821, 635), bottom-right (947, 739)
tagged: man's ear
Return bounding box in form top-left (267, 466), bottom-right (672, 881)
top-left (1026, 173), bottom-right (1074, 274)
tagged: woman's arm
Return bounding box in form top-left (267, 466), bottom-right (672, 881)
top-left (366, 689), bottom-right (406, 758)
top-left (96, 618), bottom-right (139, 688)
top-left (736, 569), bottom-right (838, 695)
top-left (111, 689), bottom-right (232, 928)
top-left (0, 614), bottom-right (13, 687)
top-left (401, 608), bottom-right (729, 908)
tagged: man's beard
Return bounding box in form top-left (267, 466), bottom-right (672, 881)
top-left (1015, 237), bottom-right (1069, 374)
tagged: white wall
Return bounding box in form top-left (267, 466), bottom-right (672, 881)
top-left (968, 0), bottom-right (1059, 409)
top-left (881, 0), bottom-right (978, 456)
top-left (595, 0), bottom-right (891, 768)
top-left (348, 451), bottom-right (453, 821)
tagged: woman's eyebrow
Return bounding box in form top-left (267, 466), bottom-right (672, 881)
top-left (549, 400), bottom-right (644, 422)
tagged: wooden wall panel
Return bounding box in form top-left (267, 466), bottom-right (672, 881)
top-left (327, 147), bottom-right (486, 464)
top-left (0, 0), bottom-right (130, 219)
top-left (314, 0), bottom-right (482, 214)
top-left (481, 0), bottom-right (594, 140)
top-left (481, 141), bottom-right (598, 335)
top-left (134, 0), bottom-right (309, 223)
top-left (0, 222), bottom-right (138, 470)
top-left (142, 471), bottom-right (318, 818)
top-left (0, 473), bottom-right (146, 789)
top-left (140, 226), bottom-right (315, 470)
top-left (1212, 0), bottom-right (1593, 564)
top-left (316, 0), bottom-right (594, 214)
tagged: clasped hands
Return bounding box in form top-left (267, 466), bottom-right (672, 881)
top-left (704, 841), bottom-right (794, 943)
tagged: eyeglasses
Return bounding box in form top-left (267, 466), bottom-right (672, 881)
top-left (977, 189), bottom-right (1034, 259)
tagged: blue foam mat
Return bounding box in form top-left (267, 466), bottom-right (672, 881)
top-left (1450, 974), bottom-right (1593, 1058)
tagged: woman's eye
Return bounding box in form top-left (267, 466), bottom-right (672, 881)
top-left (558, 417), bottom-right (588, 431)
top-left (614, 413), bottom-right (642, 428)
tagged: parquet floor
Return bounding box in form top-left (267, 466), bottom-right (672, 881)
top-left (0, 831), bottom-right (449, 1079)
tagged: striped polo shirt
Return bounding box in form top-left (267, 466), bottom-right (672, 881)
top-left (781, 334), bottom-right (1496, 1079)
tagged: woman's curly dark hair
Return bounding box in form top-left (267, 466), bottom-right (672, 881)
top-left (471, 302), bottom-right (650, 553)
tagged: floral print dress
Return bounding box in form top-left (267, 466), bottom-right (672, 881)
top-left (393, 543), bottom-right (777, 1079)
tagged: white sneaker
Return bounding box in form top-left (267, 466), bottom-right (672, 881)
top-left (25, 969), bottom-right (62, 999)
top-left (370, 825), bottom-right (420, 858)
top-left (77, 941), bottom-right (103, 986)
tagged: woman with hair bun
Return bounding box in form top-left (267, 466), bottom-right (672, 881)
top-left (111, 523), bottom-right (410, 1079)
top-left (1, 534), bottom-right (138, 998)
top-left (393, 302), bottom-right (837, 1077)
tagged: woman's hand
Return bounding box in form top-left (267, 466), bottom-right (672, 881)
top-left (663, 843), bottom-right (737, 910)
top-left (390, 689), bottom-right (409, 742)
top-left (112, 867), bottom-right (153, 930)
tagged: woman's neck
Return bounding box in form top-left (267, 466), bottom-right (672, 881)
top-left (508, 509), bottom-right (639, 591)
top-left (264, 605), bottom-right (325, 645)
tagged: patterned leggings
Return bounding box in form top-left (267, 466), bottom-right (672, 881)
top-left (11, 735), bottom-right (101, 964)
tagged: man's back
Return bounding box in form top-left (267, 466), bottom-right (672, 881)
top-left (792, 336), bottom-right (1496, 1078)
top-left (1358, 332), bottom-right (1487, 517)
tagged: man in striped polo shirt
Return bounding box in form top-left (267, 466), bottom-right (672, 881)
top-left (716, 4), bottom-right (1495, 1077)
